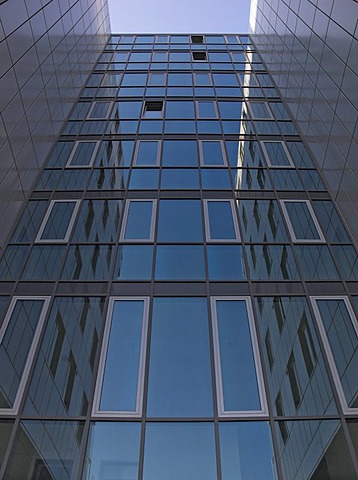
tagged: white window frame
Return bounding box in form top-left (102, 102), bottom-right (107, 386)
top-left (280, 200), bottom-right (325, 243)
top-left (199, 140), bottom-right (227, 166)
top-left (211, 296), bottom-right (268, 417)
top-left (35, 199), bottom-right (81, 243)
top-left (203, 200), bottom-right (240, 242)
top-left (247, 101), bottom-right (274, 120)
top-left (92, 297), bottom-right (150, 418)
top-left (310, 296), bottom-right (358, 415)
top-left (134, 140), bottom-right (161, 167)
top-left (260, 140), bottom-right (294, 168)
top-left (86, 101), bottom-right (112, 120)
top-left (119, 199), bottom-right (157, 242)
top-left (195, 100), bottom-right (219, 119)
top-left (66, 140), bottom-right (100, 168)
top-left (0, 296), bottom-right (51, 416)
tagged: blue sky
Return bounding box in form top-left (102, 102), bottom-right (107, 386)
top-left (108, 0), bottom-right (251, 33)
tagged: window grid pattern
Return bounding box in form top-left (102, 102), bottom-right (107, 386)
top-left (0, 34), bottom-right (357, 480)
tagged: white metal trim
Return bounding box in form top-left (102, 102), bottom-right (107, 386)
top-left (35, 199), bottom-right (81, 243)
top-left (198, 140), bottom-right (227, 166)
top-left (203, 200), bottom-right (240, 242)
top-left (280, 199), bottom-right (325, 243)
top-left (310, 296), bottom-right (358, 416)
top-left (92, 296), bottom-right (150, 418)
top-left (119, 199), bottom-right (157, 242)
top-left (210, 296), bottom-right (269, 418)
top-left (133, 140), bottom-right (161, 167)
top-left (260, 140), bottom-right (295, 168)
top-left (66, 140), bottom-right (100, 168)
top-left (0, 296), bottom-right (51, 416)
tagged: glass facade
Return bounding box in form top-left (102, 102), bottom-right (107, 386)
top-left (0, 33), bottom-right (357, 480)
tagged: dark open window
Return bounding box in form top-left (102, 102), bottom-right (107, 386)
top-left (192, 52), bottom-right (207, 61)
top-left (191, 35), bottom-right (204, 44)
top-left (144, 101), bottom-right (163, 118)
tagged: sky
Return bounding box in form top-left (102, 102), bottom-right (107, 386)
top-left (108, 0), bottom-right (252, 33)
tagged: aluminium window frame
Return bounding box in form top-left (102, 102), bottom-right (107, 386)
top-left (148, 71), bottom-right (167, 86)
top-left (260, 140), bottom-right (295, 168)
top-left (142, 100), bottom-right (164, 118)
top-left (65, 140), bottom-right (100, 168)
top-left (119, 199), bottom-right (157, 242)
top-left (0, 296), bottom-right (51, 416)
top-left (246, 101), bottom-right (274, 120)
top-left (195, 100), bottom-right (219, 119)
top-left (199, 139), bottom-right (227, 166)
top-left (193, 72), bottom-right (213, 86)
top-left (310, 296), bottom-right (358, 416)
top-left (203, 200), bottom-right (240, 242)
top-left (210, 296), bottom-right (268, 417)
top-left (133, 140), bottom-right (162, 167)
top-left (92, 296), bottom-right (150, 418)
top-left (280, 199), bottom-right (325, 243)
top-left (86, 101), bottom-right (113, 120)
top-left (192, 51), bottom-right (207, 62)
top-left (35, 199), bottom-right (81, 243)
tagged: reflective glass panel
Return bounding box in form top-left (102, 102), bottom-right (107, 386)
top-left (115, 245), bottom-right (153, 280)
top-left (62, 245), bottom-right (113, 280)
top-left (155, 246), bottom-right (205, 280)
top-left (161, 140), bottom-right (198, 166)
top-left (206, 201), bottom-right (238, 240)
top-left (123, 201), bottom-right (154, 240)
top-left (72, 200), bottom-right (121, 242)
top-left (157, 200), bottom-right (203, 242)
top-left (161, 169), bottom-right (200, 189)
top-left (261, 141), bottom-right (292, 167)
top-left (135, 141), bottom-right (159, 165)
top-left (295, 245), bottom-right (339, 281)
top-left (201, 141), bottom-right (225, 165)
top-left (99, 299), bottom-right (147, 412)
top-left (208, 246), bottom-right (245, 280)
top-left (143, 423), bottom-right (216, 480)
top-left (38, 201), bottom-right (78, 241)
top-left (147, 298), bottom-right (213, 416)
top-left (213, 299), bottom-right (261, 411)
top-left (83, 422), bottom-right (140, 480)
top-left (68, 142), bottom-right (98, 167)
top-left (246, 245), bottom-right (299, 280)
top-left (220, 422), bottom-right (276, 480)
top-left (197, 101), bottom-right (217, 118)
top-left (283, 201), bottom-right (323, 241)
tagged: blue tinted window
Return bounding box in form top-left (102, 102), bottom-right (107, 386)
top-left (122, 201), bottom-right (155, 240)
top-left (157, 200), bottom-right (203, 242)
top-left (161, 140), bottom-right (198, 166)
top-left (155, 246), bottom-right (205, 280)
top-left (115, 245), bottom-right (153, 280)
top-left (147, 298), bottom-right (213, 416)
top-left (206, 201), bottom-right (238, 240)
top-left (135, 141), bottom-right (159, 166)
top-left (208, 246), bottom-right (245, 280)
top-left (161, 169), bottom-right (199, 189)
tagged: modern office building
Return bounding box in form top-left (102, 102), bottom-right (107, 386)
top-left (250, 0), bottom-right (358, 241)
top-left (0, 0), bottom-right (110, 250)
top-left (0, 31), bottom-right (357, 480)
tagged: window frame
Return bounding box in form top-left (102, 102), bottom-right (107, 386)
top-left (199, 140), bottom-right (227, 166)
top-left (310, 296), bottom-right (358, 415)
top-left (119, 199), bottom-right (157, 242)
top-left (86, 101), bottom-right (113, 120)
top-left (0, 296), bottom-right (51, 415)
top-left (142, 100), bottom-right (164, 118)
top-left (133, 140), bottom-right (161, 167)
top-left (92, 296), bottom-right (150, 418)
top-left (246, 101), bottom-right (274, 120)
top-left (280, 199), bottom-right (325, 243)
top-left (35, 199), bottom-right (81, 243)
top-left (203, 200), bottom-right (240, 242)
top-left (210, 296), bottom-right (268, 417)
top-left (196, 100), bottom-right (219, 119)
top-left (191, 35), bottom-right (204, 44)
top-left (260, 140), bottom-right (294, 168)
top-left (66, 140), bottom-right (100, 168)
top-left (148, 72), bottom-right (167, 86)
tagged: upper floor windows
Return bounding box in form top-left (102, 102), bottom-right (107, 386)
top-left (36, 200), bottom-right (80, 243)
top-left (280, 200), bottom-right (325, 242)
top-left (260, 141), bottom-right (294, 168)
top-left (66, 141), bottom-right (100, 168)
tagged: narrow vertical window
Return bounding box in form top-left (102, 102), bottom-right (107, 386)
top-left (280, 200), bottom-right (325, 242)
top-left (260, 141), bottom-right (294, 168)
top-left (36, 200), bottom-right (80, 243)
top-left (204, 200), bottom-right (240, 242)
top-left (199, 140), bottom-right (226, 165)
top-left (0, 297), bottom-right (50, 414)
top-left (211, 297), bottom-right (268, 416)
top-left (93, 297), bottom-right (149, 416)
top-left (311, 296), bottom-right (358, 413)
top-left (287, 353), bottom-right (301, 409)
top-left (275, 392), bottom-right (288, 443)
top-left (120, 200), bottom-right (156, 242)
top-left (134, 141), bottom-right (160, 166)
top-left (298, 313), bottom-right (317, 377)
top-left (66, 141), bottom-right (100, 167)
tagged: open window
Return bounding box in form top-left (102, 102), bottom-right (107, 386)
top-left (310, 296), bottom-right (358, 415)
top-left (280, 200), bottom-right (325, 242)
top-left (143, 101), bottom-right (163, 118)
top-left (191, 35), bottom-right (204, 44)
top-left (192, 52), bottom-right (207, 61)
top-left (211, 297), bottom-right (268, 417)
top-left (204, 200), bottom-right (240, 242)
top-left (260, 141), bottom-right (294, 168)
top-left (92, 297), bottom-right (149, 417)
top-left (0, 296), bottom-right (50, 415)
top-left (66, 141), bottom-right (100, 168)
top-left (120, 200), bottom-right (157, 242)
top-left (36, 200), bottom-right (80, 243)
